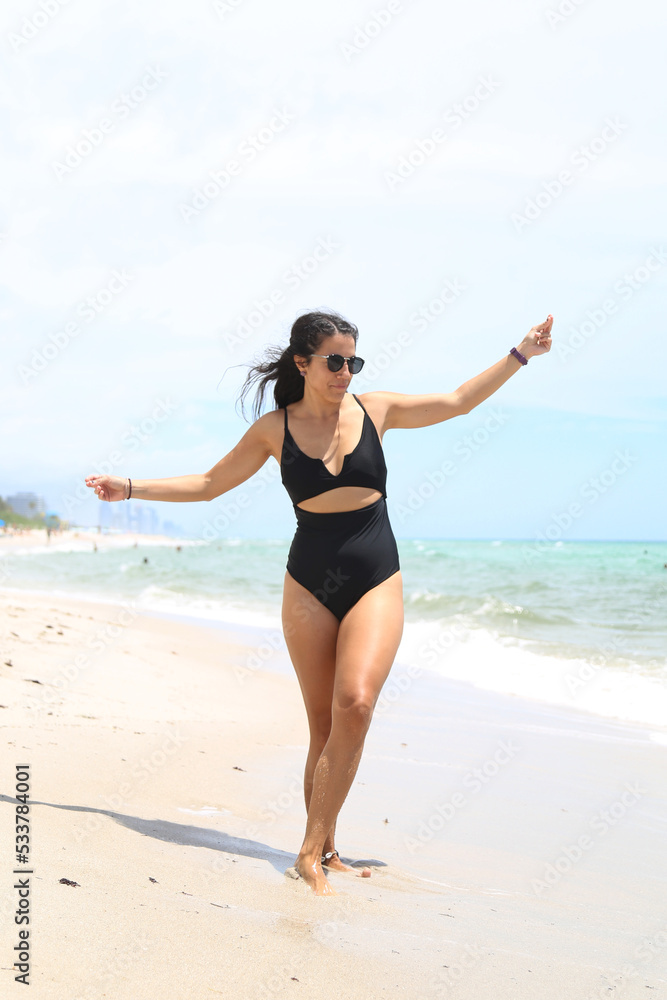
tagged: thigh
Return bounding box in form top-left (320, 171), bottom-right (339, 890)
top-left (334, 571), bottom-right (404, 709)
top-left (282, 570), bottom-right (339, 733)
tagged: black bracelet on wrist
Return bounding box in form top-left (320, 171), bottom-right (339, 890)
top-left (126, 478), bottom-right (132, 500)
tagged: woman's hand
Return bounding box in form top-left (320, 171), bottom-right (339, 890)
top-left (518, 314), bottom-right (553, 359)
top-left (85, 474), bottom-right (128, 502)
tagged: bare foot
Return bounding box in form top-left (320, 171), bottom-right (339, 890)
top-left (286, 855), bottom-right (337, 896)
top-left (322, 850), bottom-right (371, 878)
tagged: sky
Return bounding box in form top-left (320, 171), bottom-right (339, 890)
top-left (1, 0), bottom-right (665, 540)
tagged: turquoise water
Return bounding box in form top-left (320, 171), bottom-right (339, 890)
top-left (3, 536), bottom-right (666, 665)
top-left (2, 536), bottom-right (666, 724)
top-left (400, 538), bottom-right (667, 669)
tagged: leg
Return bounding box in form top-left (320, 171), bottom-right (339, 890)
top-left (290, 570), bottom-right (404, 894)
top-left (282, 572), bottom-right (368, 880)
top-left (282, 571), bottom-right (341, 893)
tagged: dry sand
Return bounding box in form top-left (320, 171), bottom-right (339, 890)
top-left (0, 527), bottom-right (180, 554)
top-left (1, 589), bottom-right (666, 999)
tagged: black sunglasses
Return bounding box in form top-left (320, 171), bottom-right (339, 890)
top-left (311, 353), bottom-right (365, 374)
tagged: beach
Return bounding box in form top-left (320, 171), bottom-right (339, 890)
top-left (2, 579), bottom-right (666, 999)
top-left (0, 527), bottom-right (179, 554)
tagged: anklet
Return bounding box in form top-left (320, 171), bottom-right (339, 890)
top-left (321, 850), bottom-right (339, 865)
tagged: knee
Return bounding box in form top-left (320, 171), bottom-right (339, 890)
top-left (333, 689), bottom-right (375, 734)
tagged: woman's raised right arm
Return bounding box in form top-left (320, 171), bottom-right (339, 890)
top-left (85, 416), bottom-right (274, 503)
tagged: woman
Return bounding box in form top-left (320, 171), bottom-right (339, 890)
top-left (85, 309), bottom-right (553, 896)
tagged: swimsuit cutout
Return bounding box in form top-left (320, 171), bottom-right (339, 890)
top-left (281, 394), bottom-right (400, 622)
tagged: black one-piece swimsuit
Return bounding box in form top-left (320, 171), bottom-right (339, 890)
top-left (281, 394), bottom-right (400, 622)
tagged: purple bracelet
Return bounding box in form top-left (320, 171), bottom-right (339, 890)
top-left (510, 346), bottom-right (528, 365)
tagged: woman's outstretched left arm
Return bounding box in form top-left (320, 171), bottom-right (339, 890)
top-left (374, 314), bottom-right (553, 430)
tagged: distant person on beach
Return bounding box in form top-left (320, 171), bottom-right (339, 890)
top-left (85, 310), bottom-right (553, 895)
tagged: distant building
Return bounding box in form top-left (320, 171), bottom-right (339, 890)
top-left (161, 519), bottom-right (186, 538)
top-left (7, 492), bottom-right (46, 518)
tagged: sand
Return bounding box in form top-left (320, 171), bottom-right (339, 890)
top-left (0, 527), bottom-right (181, 554)
top-left (1, 588), bottom-right (666, 999)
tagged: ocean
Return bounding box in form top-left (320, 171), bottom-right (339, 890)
top-left (2, 534), bottom-right (666, 729)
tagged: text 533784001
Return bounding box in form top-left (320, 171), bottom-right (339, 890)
top-left (14, 764), bottom-right (31, 986)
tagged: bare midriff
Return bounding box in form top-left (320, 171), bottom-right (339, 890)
top-left (296, 486), bottom-right (383, 513)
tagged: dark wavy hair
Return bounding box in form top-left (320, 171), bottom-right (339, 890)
top-left (237, 311), bottom-right (359, 421)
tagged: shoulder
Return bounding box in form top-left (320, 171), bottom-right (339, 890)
top-left (353, 389), bottom-right (400, 419)
top-left (353, 390), bottom-right (395, 412)
top-left (249, 407), bottom-right (285, 462)
top-left (353, 391), bottom-right (397, 437)
top-left (354, 391), bottom-right (404, 402)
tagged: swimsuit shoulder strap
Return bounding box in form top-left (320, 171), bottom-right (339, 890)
top-left (352, 393), bottom-right (384, 450)
top-left (352, 393), bottom-right (368, 416)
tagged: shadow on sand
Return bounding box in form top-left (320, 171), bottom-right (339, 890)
top-left (2, 794), bottom-right (386, 875)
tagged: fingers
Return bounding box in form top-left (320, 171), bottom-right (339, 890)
top-left (532, 314), bottom-right (553, 348)
top-left (84, 474), bottom-right (111, 500)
